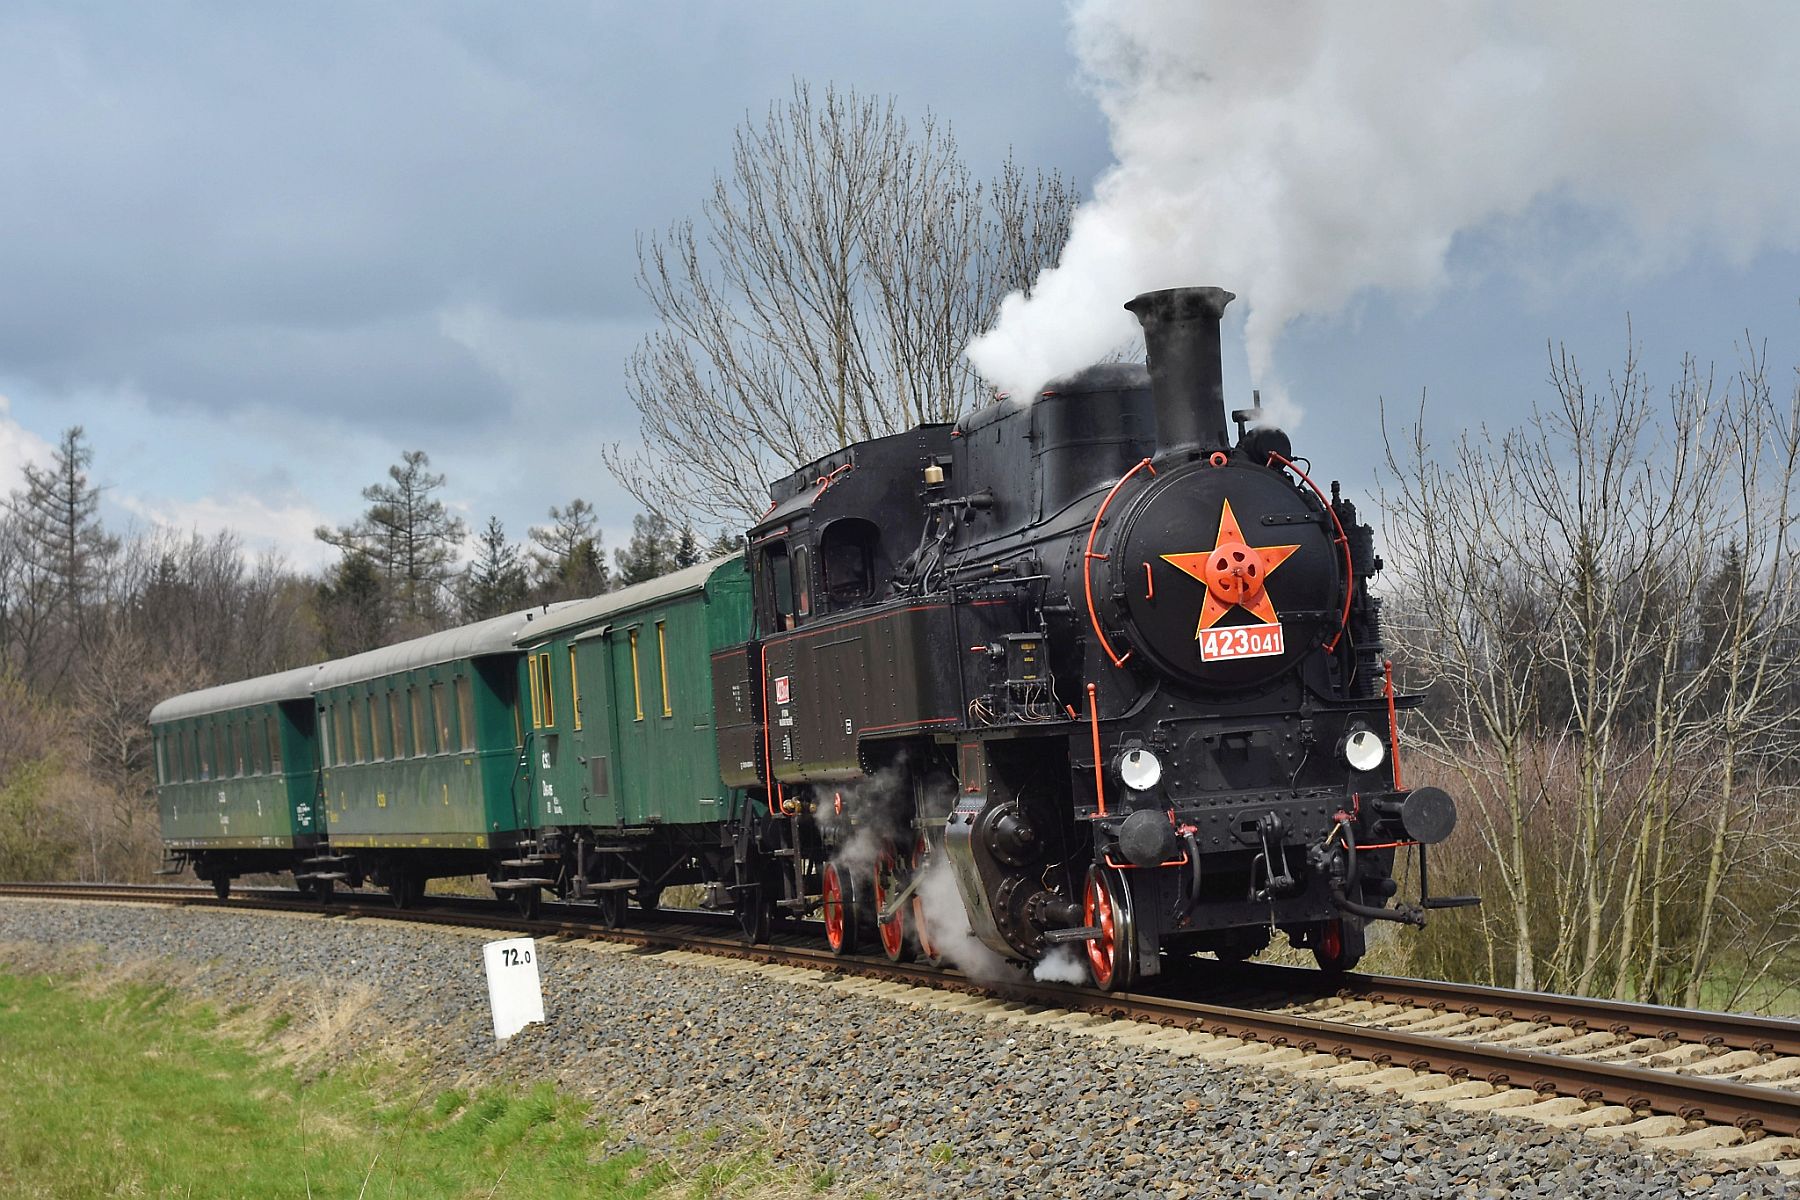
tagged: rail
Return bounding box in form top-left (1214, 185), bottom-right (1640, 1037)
top-left (4, 881), bottom-right (1797, 1141)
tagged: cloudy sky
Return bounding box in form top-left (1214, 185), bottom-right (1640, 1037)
top-left (3, 1), bottom-right (1797, 571)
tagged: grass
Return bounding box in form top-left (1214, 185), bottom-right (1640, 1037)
top-left (0, 967), bottom-right (854, 1199)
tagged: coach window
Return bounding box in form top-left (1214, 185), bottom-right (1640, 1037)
top-left (432, 682), bottom-right (452, 752)
top-left (527, 654), bottom-right (543, 728)
top-left (267, 716), bottom-right (282, 774)
top-left (154, 734), bottom-right (167, 786)
top-left (656, 620), bottom-right (673, 717)
top-left (411, 688), bottom-right (429, 756)
top-left (534, 653), bottom-right (554, 728)
top-left (375, 693), bottom-right (393, 761)
top-left (248, 720), bottom-right (263, 775)
top-left (351, 697), bottom-right (368, 763)
top-left (569, 647), bottom-right (583, 731)
top-left (389, 694), bottom-right (408, 759)
top-left (456, 676), bottom-right (476, 751)
top-left (214, 725), bottom-right (228, 779)
top-left (629, 628), bottom-right (645, 721)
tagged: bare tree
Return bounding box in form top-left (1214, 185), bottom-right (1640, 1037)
top-left (3, 427), bottom-right (120, 693)
top-left (607, 80), bottom-right (1075, 528)
top-left (1384, 334), bottom-right (1800, 1005)
top-left (528, 499), bottom-right (608, 602)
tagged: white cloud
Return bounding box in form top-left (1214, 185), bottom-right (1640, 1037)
top-left (0, 394), bottom-right (55, 494)
top-left (116, 492), bottom-right (338, 572)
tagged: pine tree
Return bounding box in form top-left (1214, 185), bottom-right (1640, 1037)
top-left (705, 530), bottom-right (746, 559)
top-left (614, 512), bottom-right (677, 586)
top-left (528, 499), bottom-right (609, 602)
top-left (316, 450), bottom-right (466, 625)
top-left (314, 550), bottom-right (388, 656)
top-left (671, 525), bottom-right (701, 569)
top-left (460, 517), bottom-right (529, 621)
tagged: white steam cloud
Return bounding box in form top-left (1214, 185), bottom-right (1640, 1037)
top-left (914, 853), bottom-right (1015, 983)
top-left (1032, 946), bottom-right (1091, 986)
top-left (968, 1), bottom-right (1800, 410)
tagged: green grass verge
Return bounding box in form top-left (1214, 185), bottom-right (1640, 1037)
top-left (0, 969), bottom-right (837, 1199)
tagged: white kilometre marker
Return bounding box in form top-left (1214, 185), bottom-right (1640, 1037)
top-left (482, 937), bottom-right (545, 1040)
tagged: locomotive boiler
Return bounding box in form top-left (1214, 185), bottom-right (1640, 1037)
top-left (719, 285), bottom-right (1471, 989)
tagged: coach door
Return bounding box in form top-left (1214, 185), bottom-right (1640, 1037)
top-left (570, 631), bottom-right (620, 827)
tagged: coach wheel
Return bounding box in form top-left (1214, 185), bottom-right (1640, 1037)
top-left (511, 886), bottom-right (542, 921)
top-left (1312, 918), bottom-right (1364, 974)
top-left (873, 842), bottom-right (913, 963)
top-left (212, 876), bottom-right (231, 902)
top-left (595, 888), bottom-right (629, 929)
top-left (912, 834), bottom-right (942, 967)
top-left (388, 869), bottom-right (424, 910)
top-left (635, 886), bottom-right (661, 913)
top-left (821, 862), bottom-right (859, 956)
top-left (1084, 865), bottom-right (1137, 992)
top-left (312, 878), bottom-right (335, 906)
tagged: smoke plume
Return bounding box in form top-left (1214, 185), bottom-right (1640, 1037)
top-left (968, 1), bottom-right (1800, 411)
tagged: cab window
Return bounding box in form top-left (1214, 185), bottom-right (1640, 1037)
top-left (765, 541), bottom-right (795, 629)
top-left (792, 545), bottom-right (812, 618)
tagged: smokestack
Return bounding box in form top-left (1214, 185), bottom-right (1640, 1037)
top-left (1124, 286), bottom-right (1235, 454)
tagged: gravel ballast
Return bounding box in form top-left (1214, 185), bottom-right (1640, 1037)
top-left (0, 898), bottom-right (1791, 1199)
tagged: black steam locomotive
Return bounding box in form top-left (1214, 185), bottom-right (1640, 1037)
top-left (718, 285), bottom-right (1469, 989)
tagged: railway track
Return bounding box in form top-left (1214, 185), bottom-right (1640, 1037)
top-left (5, 879), bottom-right (1797, 1163)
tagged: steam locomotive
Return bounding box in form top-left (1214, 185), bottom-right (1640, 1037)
top-left (720, 285), bottom-right (1469, 988)
top-left (153, 284), bottom-right (1468, 991)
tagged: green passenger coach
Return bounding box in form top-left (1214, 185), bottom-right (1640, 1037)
top-left (306, 606), bottom-right (569, 904)
top-left (151, 558), bottom-right (758, 922)
top-left (501, 555), bottom-right (751, 922)
top-left (148, 664), bottom-right (324, 899)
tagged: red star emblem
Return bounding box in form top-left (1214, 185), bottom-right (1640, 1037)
top-left (1161, 500), bottom-right (1301, 638)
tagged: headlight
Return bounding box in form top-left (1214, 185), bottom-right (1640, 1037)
top-left (1117, 747), bottom-right (1163, 791)
top-left (1342, 728), bottom-right (1386, 773)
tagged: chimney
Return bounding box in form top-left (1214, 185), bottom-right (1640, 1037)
top-left (1124, 286), bottom-right (1235, 455)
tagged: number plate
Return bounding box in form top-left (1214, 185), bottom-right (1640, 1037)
top-left (1199, 623), bottom-right (1286, 662)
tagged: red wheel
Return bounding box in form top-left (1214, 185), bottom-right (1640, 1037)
top-left (1084, 865), bottom-right (1137, 991)
top-left (912, 834), bottom-right (941, 966)
top-left (873, 842), bottom-right (912, 962)
top-left (1312, 917), bottom-right (1362, 973)
top-left (1318, 919), bottom-right (1341, 962)
top-left (822, 862), bottom-right (853, 955)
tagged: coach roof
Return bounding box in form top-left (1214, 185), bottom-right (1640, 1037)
top-left (147, 663), bottom-right (324, 725)
top-left (312, 604), bottom-right (577, 692)
top-left (514, 555), bottom-right (741, 644)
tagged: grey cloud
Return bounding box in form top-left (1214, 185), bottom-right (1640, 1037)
top-left (0, 1), bottom-right (1100, 435)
